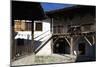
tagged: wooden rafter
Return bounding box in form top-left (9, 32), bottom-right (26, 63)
top-left (53, 31), bottom-right (95, 37)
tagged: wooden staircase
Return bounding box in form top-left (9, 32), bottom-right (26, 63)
top-left (34, 35), bottom-right (53, 54)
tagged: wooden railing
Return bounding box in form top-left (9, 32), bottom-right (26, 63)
top-left (53, 25), bottom-right (67, 34)
top-left (53, 25), bottom-right (95, 35)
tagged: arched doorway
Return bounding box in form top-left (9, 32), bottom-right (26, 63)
top-left (53, 38), bottom-right (70, 54)
top-left (75, 36), bottom-right (96, 62)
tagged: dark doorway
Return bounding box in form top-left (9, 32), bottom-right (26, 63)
top-left (53, 38), bottom-right (70, 54)
top-left (78, 43), bottom-right (86, 55)
top-left (17, 39), bottom-right (24, 46)
top-left (16, 39), bottom-right (25, 55)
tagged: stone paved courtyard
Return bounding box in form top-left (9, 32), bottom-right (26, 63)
top-left (11, 53), bottom-right (76, 66)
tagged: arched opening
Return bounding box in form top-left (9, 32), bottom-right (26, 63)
top-left (53, 38), bottom-right (70, 54)
top-left (76, 36), bottom-right (96, 62)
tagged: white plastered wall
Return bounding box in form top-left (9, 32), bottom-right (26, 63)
top-left (34, 19), bottom-right (52, 56)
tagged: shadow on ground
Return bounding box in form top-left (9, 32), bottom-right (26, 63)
top-left (75, 56), bottom-right (96, 62)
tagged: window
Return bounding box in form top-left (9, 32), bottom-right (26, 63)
top-left (14, 20), bottom-right (32, 31)
top-left (14, 20), bottom-right (26, 31)
top-left (35, 22), bottom-right (42, 31)
top-left (14, 20), bottom-right (21, 31)
top-left (25, 22), bottom-right (31, 31)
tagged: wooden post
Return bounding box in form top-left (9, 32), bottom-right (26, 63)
top-left (31, 20), bottom-right (34, 53)
top-left (51, 18), bottom-right (53, 34)
top-left (70, 37), bottom-right (74, 55)
top-left (51, 37), bottom-right (53, 54)
top-left (50, 17), bottom-right (53, 54)
top-left (11, 19), bottom-right (16, 60)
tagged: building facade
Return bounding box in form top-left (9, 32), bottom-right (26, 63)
top-left (13, 4), bottom-right (96, 62)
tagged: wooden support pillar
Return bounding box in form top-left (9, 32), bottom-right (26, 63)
top-left (11, 19), bottom-right (17, 60)
top-left (51, 36), bottom-right (59, 54)
top-left (70, 37), bottom-right (74, 55)
top-left (50, 18), bottom-right (53, 34)
top-left (51, 36), bottom-right (54, 54)
top-left (31, 20), bottom-right (34, 53)
top-left (51, 39), bottom-right (53, 54)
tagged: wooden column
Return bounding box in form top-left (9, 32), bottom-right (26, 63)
top-left (50, 17), bottom-right (54, 54)
top-left (31, 20), bottom-right (34, 53)
top-left (51, 36), bottom-right (59, 54)
top-left (11, 19), bottom-right (16, 60)
top-left (50, 18), bottom-right (53, 34)
top-left (51, 38), bottom-right (53, 54)
top-left (70, 37), bottom-right (74, 55)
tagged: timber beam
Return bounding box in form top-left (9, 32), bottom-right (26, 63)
top-left (84, 36), bottom-right (92, 46)
top-left (53, 31), bottom-right (95, 37)
top-left (65, 37), bottom-right (71, 47)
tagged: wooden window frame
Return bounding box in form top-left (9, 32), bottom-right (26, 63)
top-left (14, 20), bottom-right (21, 31)
top-left (25, 22), bottom-right (31, 31)
top-left (35, 22), bottom-right (43, 31)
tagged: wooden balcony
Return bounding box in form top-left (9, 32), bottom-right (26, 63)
top-left (52, 25), bottom-right (95, 37)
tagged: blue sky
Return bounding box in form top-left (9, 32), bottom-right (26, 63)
top-left (41, 3), bottom-right (75, 12)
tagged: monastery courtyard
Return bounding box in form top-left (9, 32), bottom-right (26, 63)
top-left (11, 54), bottom-right (76, 66)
